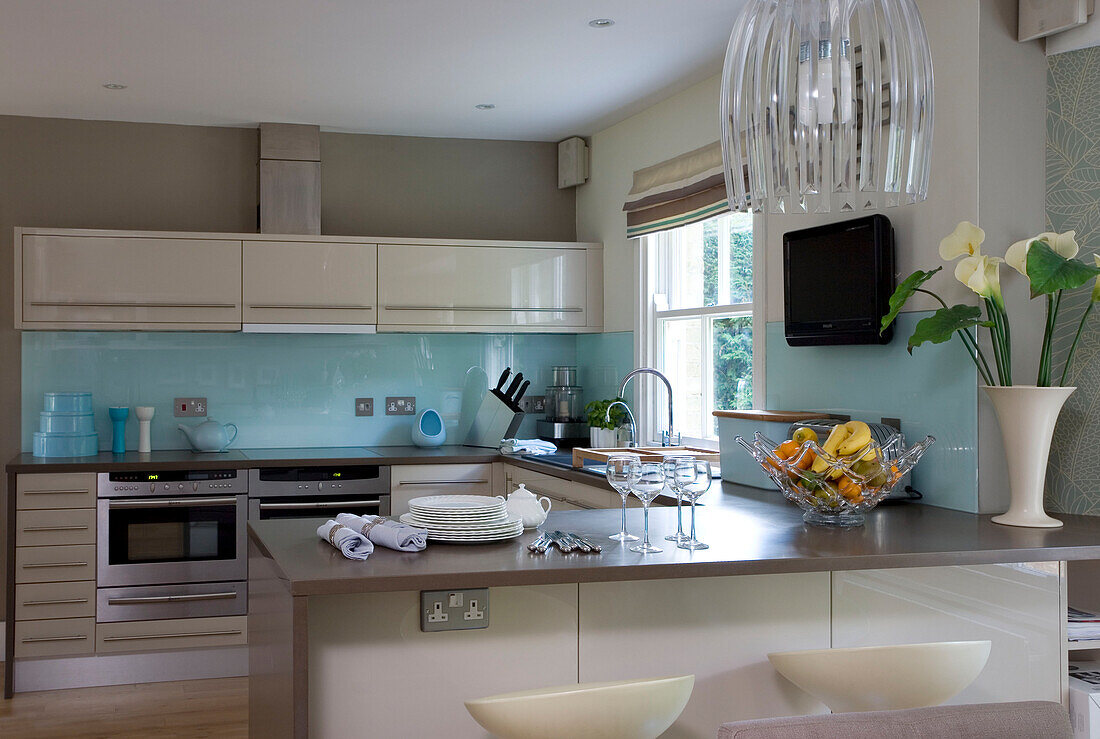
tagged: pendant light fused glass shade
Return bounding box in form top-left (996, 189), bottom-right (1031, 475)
top-left (720, 0), bottom-right (933, 214)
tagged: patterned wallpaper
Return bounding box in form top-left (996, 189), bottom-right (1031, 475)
top-left (1046, 47), bottom-right (1100, 514)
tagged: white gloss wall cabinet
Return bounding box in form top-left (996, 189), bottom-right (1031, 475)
top-left (18, 234), bottom-right (242, 329)
top-left (242, 241), bottom-right (377, 327)
top-left (377, 243), bottom-right (602, 332)
top-left (14, 229), bottom-right (603, 333)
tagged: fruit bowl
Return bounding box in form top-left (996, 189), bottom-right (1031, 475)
top-left (735, 424), bottom-right (935, 527)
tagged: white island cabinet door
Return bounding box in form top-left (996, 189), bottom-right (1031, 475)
top-left (243, 241), bottom-right (377, 327)
top-left (579, 573), bottom-right (832, 734)
top-left (20, 234), bottom-right (241, 329)
top-left (377, 244), bottom-right (589, 330)
top-left (832, 563), bottom-right (1064, 704)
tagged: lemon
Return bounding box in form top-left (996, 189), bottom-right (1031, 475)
top-left (792, 427), bottom-right (818, 445)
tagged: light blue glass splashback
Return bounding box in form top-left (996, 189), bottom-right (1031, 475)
top-left (577, 331), bottom-right (635, 407)
top-left (22, 332), bottom-right (577, 451)
top-left (765, 313), bottom-right (979, 512)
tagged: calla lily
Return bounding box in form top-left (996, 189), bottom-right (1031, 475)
top-left (939, 221), bottom-right (986, 261)
top-left (955, 254), bottom-right (1004, 302)
top-left (1005, 230), bottom-right (1079, 278)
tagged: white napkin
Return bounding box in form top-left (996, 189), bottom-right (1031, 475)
top-left (317, 520), bottom-right (374, 560)
top-left (336, 513), bottom-right (428, 552)
top-left (501, 438), bottom-right (558, 455)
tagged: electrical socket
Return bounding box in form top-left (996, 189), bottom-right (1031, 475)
top-left (174, 397), bottom-right (207, 417)
top-left (355, 398), bottom-right (374, 417)
top-left (420, 588), bottom-right (489, 632)
top-left (521, 395), bottom-right (546, 413)
top-left (385, 397), bottom-right (416, 415)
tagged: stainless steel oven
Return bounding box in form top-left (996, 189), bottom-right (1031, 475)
top-left (96, 470), bottom-right (247, 589)
top-left (248, 465), bottom-right (390, 520)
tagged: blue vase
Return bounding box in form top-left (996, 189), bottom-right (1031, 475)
top-left (108, 407), bottom-right (129, 454)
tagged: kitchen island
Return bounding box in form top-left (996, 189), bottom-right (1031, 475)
top-left (248, 484), bottom-right (1100, 738)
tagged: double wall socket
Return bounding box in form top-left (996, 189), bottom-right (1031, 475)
top-left (385, 397), bottom-right (416, 415)
top-left (174, 397), bottom-right (207, 417)
top-left (520, 395), bottom-right (546, 413)
top-left (420, 588), bottom-right (489, 632)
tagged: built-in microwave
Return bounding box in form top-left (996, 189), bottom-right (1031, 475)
top-left (96, 470), bottom-right (248, 589)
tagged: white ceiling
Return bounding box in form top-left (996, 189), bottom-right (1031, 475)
top-left (0, 0), bottom-right (742, 141)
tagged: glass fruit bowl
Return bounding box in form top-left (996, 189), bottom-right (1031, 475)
top-left (735, 429), bottom-right (935, 527)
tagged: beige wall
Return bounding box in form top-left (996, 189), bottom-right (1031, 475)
top-left (322, 132), bottom-right (575, 241)
top-left (0, 114), bottom-right (574, 617)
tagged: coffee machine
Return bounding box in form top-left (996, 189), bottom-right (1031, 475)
top-left (536, 365), bottom-right (589, 447)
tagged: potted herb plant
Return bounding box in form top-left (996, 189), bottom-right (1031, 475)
top-left (585, 397), bottom-right (628, 448)
top-left (883, 221), bottom-right (1100, 528)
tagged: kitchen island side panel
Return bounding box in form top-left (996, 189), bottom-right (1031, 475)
top-left (307, 584), bottom-right (578, 738)
top-left (579, 573), bottom-right (832, 735)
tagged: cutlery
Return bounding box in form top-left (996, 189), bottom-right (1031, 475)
top-left (574, 534), bottom-right (603, 553)
top-left (562, 531), bottom-right (591, 552)
top-left (513, 380), bottom-right (531, 406)
top-left (548, 530), bottom-right (573, 553)
top-left (528, 532), bottom-right (551, 553)
top-left (505, 372), bottom-right (524, 400)
top-left (495, 367), bottom-right (511, 393)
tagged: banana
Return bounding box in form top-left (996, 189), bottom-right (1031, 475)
top-left (838, 421), bottom-right (872, 456)
top-left (812, 423), bottom-right (850, 473)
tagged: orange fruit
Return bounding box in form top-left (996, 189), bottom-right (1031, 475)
top-left (775, 440), bottom-right (800, 460)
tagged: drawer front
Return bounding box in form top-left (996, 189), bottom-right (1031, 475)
top-left (17, 472), bottom-right (96, 510)
top-left (15, 617), bottom-right (95, 658)
top-left (505, 466), bottom-right (625, 510)
top-left (391, 463), bottom-right (494, 515)
top-left (97, 582), bottom-right (247, 623)
top-left (16, 581), bottom-right (97, 621)
top-left (96, 616), bottom-right (247, 654)
top-left (17, 508), bottom-right (96, 546)
top-left (16, 544), bottom-right (96, 583)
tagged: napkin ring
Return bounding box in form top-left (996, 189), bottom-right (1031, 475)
top-left (360, 517), bottom-right (386, 537)
top-left (327, 523), bottom-right (346, 547)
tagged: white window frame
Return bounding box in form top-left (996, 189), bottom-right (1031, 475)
top-left (633, 212), bottom-right (766, 448)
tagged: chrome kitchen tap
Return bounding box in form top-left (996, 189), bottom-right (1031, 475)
top-left (618, 368), bottom-right (679, 447)
top-left (605, 401), bottom-right (637, 447)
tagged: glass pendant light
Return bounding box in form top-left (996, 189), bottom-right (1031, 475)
top-left (720, 0), bottom-right (933, 214)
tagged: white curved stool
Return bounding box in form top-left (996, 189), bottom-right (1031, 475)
top-left (464, 674), bottom-right (694, 739)
top-left (768, 640), bottom-right (991, 713)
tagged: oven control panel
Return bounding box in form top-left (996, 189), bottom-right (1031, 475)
top-left (97, 469), bottom-right (247, 497)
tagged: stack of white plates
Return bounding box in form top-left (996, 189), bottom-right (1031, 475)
top-left (401, 495), bottom-right (523, 543)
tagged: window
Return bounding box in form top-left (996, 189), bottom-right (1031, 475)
top-left (636, 212), bottom-right (762, 446)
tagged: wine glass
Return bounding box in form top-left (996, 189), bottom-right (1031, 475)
top-left (678, 460), bottom-right (713, 550)
top-left (629, 462), bottom-right (665, 553)
top-left (663, 455), bottom-right (697, 542)
top-left (605, 454), bottom-right (641, 542)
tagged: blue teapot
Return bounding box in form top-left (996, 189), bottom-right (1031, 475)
top-left (178, 419), bottom-right (238, 452)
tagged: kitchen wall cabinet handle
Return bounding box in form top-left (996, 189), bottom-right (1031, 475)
top-left (22, 598), bottom-right (89, 606)
top-left (24, 490), bottom-right (90, 495)
top-left (382, 305), bottom-right (582, 313)
top-left (107, 592), bottom-right (237, 605)
top-left (108, 496), bottom-right (237, 509)
top-left (248, 304), bottom-right (374, 310)
top-left (101, 629), bottom-right (242, 642)
top-left (21, 635), bottom-right (88, 643)
top-left (397, 480), bottom-right (490, 486)
top-left (30, 300), bottom-right (236, 309)
top-left (258, 499), bottom-right (381, 510)
top-left (22, 561), bottom-right (89, 569)
top-left (23, 525), bottom-right (89, 532)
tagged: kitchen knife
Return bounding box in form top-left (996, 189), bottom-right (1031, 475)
top-left (513, 380), bottom-right (531, 406)
top-left (505, 372), bottom-right (524, 400)
top-left (494, 368), bottom-right (511, 393)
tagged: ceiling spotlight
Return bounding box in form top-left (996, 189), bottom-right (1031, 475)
top-left (474, 103), bottom-right (496, 110)
top-left (102, 83), bottom-right (127, 90)
top-left (588, 18), bottom-right (614, 28)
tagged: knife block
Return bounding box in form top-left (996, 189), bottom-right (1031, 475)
top-left (465, 392), bottom-right (525, 448)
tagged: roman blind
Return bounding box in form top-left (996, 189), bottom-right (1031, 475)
top-left (622, 141), bottom-right (732, 239)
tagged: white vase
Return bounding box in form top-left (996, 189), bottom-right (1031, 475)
top-left (983, 385), bottom-right (1074, 529)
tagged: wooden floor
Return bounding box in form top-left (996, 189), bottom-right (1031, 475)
top-left (0, 664), bottom-right (247, 738)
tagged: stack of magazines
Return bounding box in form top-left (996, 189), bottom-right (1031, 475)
top-left (1068, 607), bottom-right (1100, 641)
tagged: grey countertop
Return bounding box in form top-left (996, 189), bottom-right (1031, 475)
top-left (248, 482), bottom-right (1100, 597)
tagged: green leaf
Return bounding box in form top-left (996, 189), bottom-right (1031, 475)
top-left (1026, 240), bottom-right (1100, 298)
top-left (881, 267), bottom-right (942, 334)
top-left (907, 304), bottom-right (994, 354)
